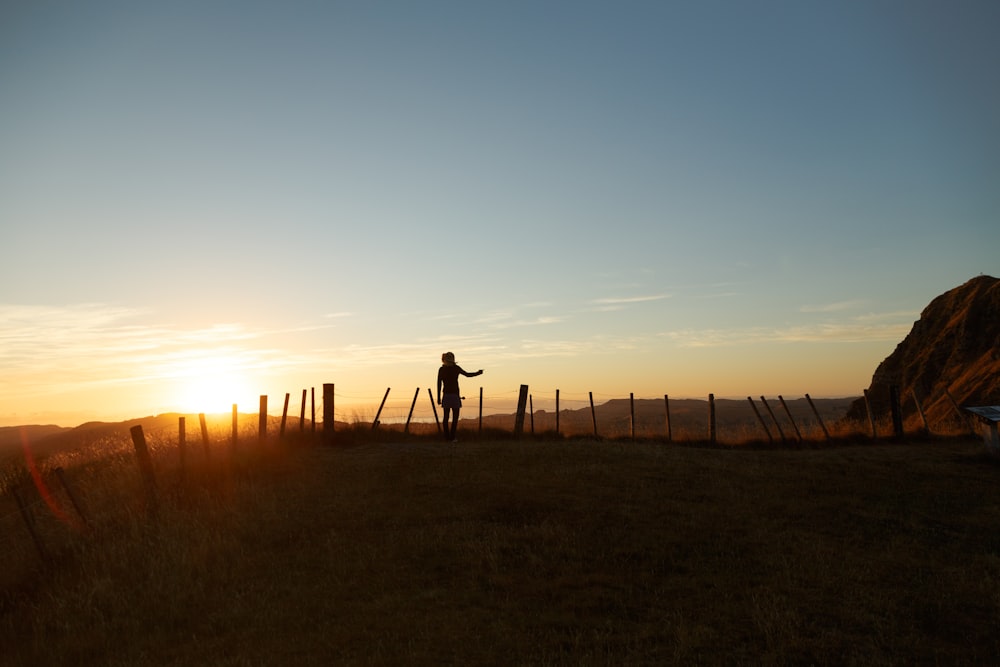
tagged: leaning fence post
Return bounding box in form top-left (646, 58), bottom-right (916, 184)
top-left (280, 392), bottom-right (290, 439)
top-left (804, 394), bottom-right (830, 441)
top-left (748, 396), bottom-right (773, 444)
top-left (372, 387), bottom-right (390, 430)
top-left (300, 389), bottom-right (307, 432)
top-left (589, 392), bottom-right (598, 438)
top-left (889, 385), bottom-right (904, 440)
top-left (428, 388), bottom-right (441, 433)
top-left (529, 394), bottom-right (535, 435)
top-left (54, 467), bottom-right (89, 529)
top-left (405, 387), bottom-right (420, 434)
top-left (911, 389), bottom-right (930, 436)
top-left (863, 389), bottom-right (877, 439)
top-left (664, 394), bottom-right (672, 442)
top-left (13, 488), bottom-right (49, 565)
top-left (777, 396), bottom-right (802, 443)
top-left (514, 385), bottom-right (529, 437)
top-left (761, 397), bottom-right (787, 444)
top-left (199, 413), bottom-right (210, 458)
top-left (129, 425), bottom-right (158, 513)
top-left (945, 388), bottom-right (977, 436)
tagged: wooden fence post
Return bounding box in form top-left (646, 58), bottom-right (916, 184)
top-left (232, 404), bottom-right (238, 450)
top-left (259, 395), bottom-right (267, 443)
top-left (199, 413), bottom-right (210, 458)
top-left (863, 389), bottom-right (877, 438)
top-left (664, 394), bottom-right (672, 442)
top-left (129, 425), bottom-right (158, 513)
top-left (630, 393), bottom-right (636, 441)
top-left (889, 385), bottom-right (904, 440)
top-left (405, 387), bottom-right (420, 434)
top-left (514, 385), bottom-right (529, 437)
top-left (372, 387), bottom-right (390, 430)
top-left (300, 389), bottom-right (307, 432)
top-left (748, 397), bottom-right (773, 444)
top-left (911, 389), bottom-right (930, 436)
top-left (428, 388), bottom-right (441, 433)
top-left (178, 416), bottom-right (186, 483)
top-left (479, 387), bottom-right (483, 435)
top-left (555, 389), bottom-right (560, 436)
top-left (529, 394), bottom-right (535, 435)
top-left (54, 467), bottom-right (89, 529)
top-left (323, 384), bottom-right (335, 442)
top-left (13, 488), bottom-right (48, 564)
top-left (280, 392), bottom-right (290, 439)
top-left (777, 395), bottom-right (802, 443)
top-left (945, 388), bottom-right (976, 436)
top-left (589, 392), bottom-right (598, 438)
top-left (311, 387), bottom-right (316, 435)
top-left (804, 394), bottom-right (830, 441)
top-left (708, 393), bottom-right (716, 444)
top-left (761, 397), bottom-right (787, 444)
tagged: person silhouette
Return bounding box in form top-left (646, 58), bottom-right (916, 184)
top-left (437, 352), bottom-right (483, 441)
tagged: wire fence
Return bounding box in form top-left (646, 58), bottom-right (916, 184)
top-left (0, 379), bottom-right (988, 596)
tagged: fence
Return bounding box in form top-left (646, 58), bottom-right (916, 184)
top-left (233, 382), bottom-right (979, 444)
top-left (2, 379), bottom-right (986, 589)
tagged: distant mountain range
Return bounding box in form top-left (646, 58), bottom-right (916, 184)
top-left (846, 275), bottom-right (1000, 427)
top-left (7, 276), bottom-right (996, 454)
top-left (0, 413), bottom-right (282, 461)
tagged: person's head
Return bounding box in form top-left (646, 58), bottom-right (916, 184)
top-left (441, 351), bottom-right (455, 366)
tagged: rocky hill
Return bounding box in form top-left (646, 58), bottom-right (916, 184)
top-left (846, 275), bottom-right (1000, 429)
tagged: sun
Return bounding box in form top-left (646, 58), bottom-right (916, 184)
top-left (167, 352), bottom-right (255, 415)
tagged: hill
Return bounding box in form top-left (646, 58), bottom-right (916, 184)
top-left (0, 425), bottom-right (68, 454)
top-left (1, 413), bottom-right (321, 463)
top-left (481, 396), bottom-right (856, 441)
top-left (846, 275), bottom-right (1000, 428)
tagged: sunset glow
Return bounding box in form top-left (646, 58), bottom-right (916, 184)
top-left (165, 353), bottom-right (254, 415)
top-left (2, 2), bottom-right (996, 426)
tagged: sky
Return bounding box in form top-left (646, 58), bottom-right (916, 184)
top-left (1, 1), bottom-right (998, 427)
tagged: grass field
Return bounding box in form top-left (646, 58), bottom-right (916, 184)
top-left (3, 431), bottom-right (1000, 665)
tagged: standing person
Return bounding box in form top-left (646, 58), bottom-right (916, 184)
top-left (437, 352), bottom-right (483, 442)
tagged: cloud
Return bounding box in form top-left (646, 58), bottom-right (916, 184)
top-left (592, 294), bottom-right (670, 305)
top-left (589, 294), bottom-right (671, 312)
top-left (660, 318), bottom-right (914, 347)
top-left (0, 304), bottom-right (325, 399)
top-left (799, 300), bottom-right (868, 313)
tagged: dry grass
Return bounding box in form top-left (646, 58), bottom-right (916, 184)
top-left (3, 432), bottom-right (1000, 665)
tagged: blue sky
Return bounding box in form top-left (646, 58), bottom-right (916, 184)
top-left (1, 1), bottom-right (997, 426)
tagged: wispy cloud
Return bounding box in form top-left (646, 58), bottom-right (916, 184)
top-left (593, 294), bottom-right (670, 305)
top-left (660, 318), bottom-right (914, 347)
top-left (468, 305), bottom-right (567, 329)
top-left (0, 304), bottom-right (324, 398)
top-left (590, 294), bottom-right (670, 311)
top-left (799, 300), bottom-right (868, 313)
